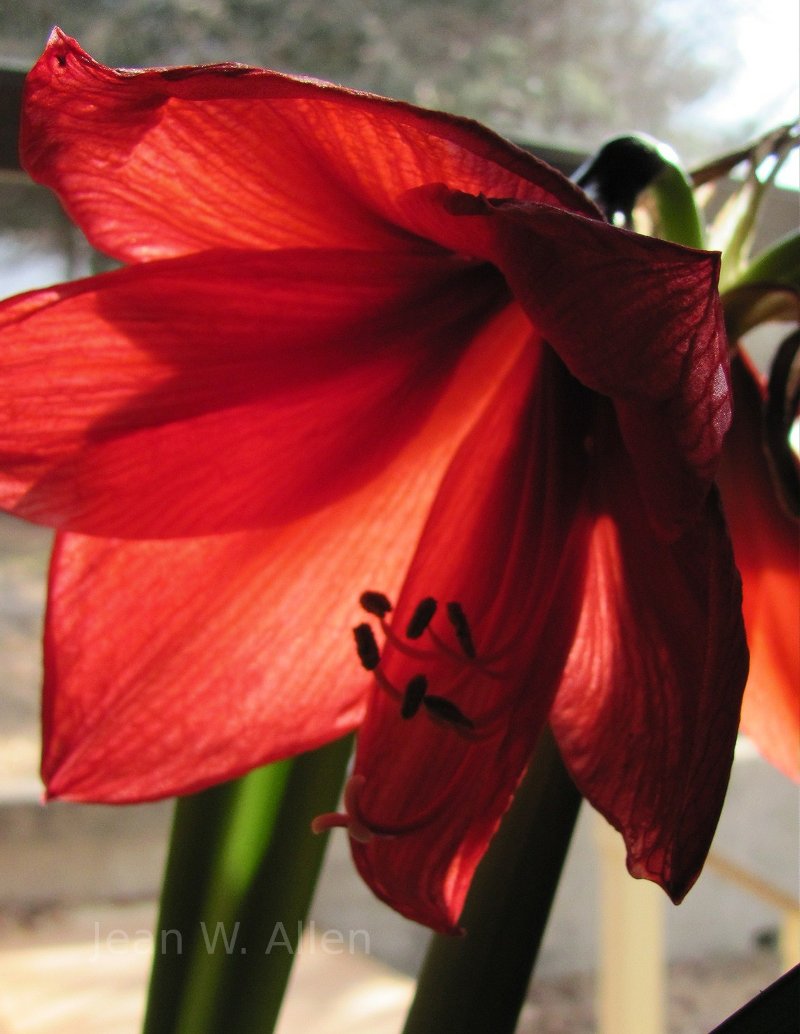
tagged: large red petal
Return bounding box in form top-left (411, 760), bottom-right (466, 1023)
top-left (718, 355), bottom-right (799, 780)
top-left (40, 301), bottom-right (530, 802)
top-left (0, 248), bottom-right (506, 536)
top-left (550, 420), bottom-right (749, 902)
top-left (350, 340), bottom-right (591, 932)
top-left (410, 189), bottom-right (731, 538)
top-left (23, 30), bottom-right (597, 263)
top-left (43, 523), bottom-right (367, 802)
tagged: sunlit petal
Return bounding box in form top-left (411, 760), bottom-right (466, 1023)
top-left (0, 248), bottom-right (505, 536)
top-left (23, 29), bottom-right (596, 263)
top-left (40, 301), bottom-right (530, 801)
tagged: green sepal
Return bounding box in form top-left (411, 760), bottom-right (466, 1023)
top-left (732, 231), bottom-right (800, 292)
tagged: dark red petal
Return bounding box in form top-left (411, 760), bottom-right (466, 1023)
top-left (409, 189), bottom-right (731, 538)
top-left (0, 248), bottom-right (505, 536)
top-left (718, 354), bottom-right (799, 780)
top-left (497, 208), bottom-right (729, 539)
top-left (550, 424), bottom-right (749, 902)
top-left (350, 341), bottom-right (591, 932)
top-left (23, 30), bottom-right (597, 263)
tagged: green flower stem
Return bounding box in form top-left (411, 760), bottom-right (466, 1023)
top-left (721, 142), bottom-right (795, 284)
top-left (172, 762), bottom-right (293, 1034)
top-left (142, 735), bottom-right (352, 1034)
top-left (211, 733), bottom-right (354, 1034)
top-left (402, 725), bottom-right (582, 1034)
top-left (649, 161), bottom-right (705, 250)
top-left (142, 775), bottom-right (258, 1034)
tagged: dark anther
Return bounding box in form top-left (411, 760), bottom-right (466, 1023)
top-left (406, 597), bottom-right (438, 639)
top-left (353, 623), bottom-right (381, 671)
top-left (423, 695), bottom-right (475, 730)
top-left (360, 591), bottom-right (393, 618)
top-left (401, 675), bottom-right (428, 719)
top-left (446, 602), bottom-right (476, 659)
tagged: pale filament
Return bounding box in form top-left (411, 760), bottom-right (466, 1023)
top-left (380, 616), bottom-right (511, 681)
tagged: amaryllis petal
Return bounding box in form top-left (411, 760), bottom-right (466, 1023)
top-left (0, 248), bottom-right (507, 537)
top-left (23, 29), bottom-right (597, 264)
top-left (718, 355), bottom-right (800, 779)
top-left (349, 342), bottom-right (591, 932)
top-left (40, 300), bottom-right (533, 802)
top-left (550, 424), bottom-right (748, 902)
top-left (3, 34), bottom-right (753, 934)
top-left (43, 526), bottom-right (368, 802)
top-left (408, 188), bottom-right (730, 538)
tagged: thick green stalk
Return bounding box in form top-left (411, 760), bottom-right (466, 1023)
top-left (142, 736), bottom-right (352, 1034)
top-left (210, 734), bottom-right (354, 1034)
top-left (142, 776), bottom-right (252, 1034)
top-left (402, 725), bottom-right (582, 1034)
top-left (172, 762), bottom-right (292, 1034)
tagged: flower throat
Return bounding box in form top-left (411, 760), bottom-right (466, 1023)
top-left (312, 590), bottom-right (511, 843)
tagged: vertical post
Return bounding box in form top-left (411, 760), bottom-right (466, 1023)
top-left (594, 812), bottom-right (665, 1034)
top-left (780, 910), bottom-right (800, 970)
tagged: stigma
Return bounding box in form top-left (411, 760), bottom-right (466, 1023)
top-left (311, 768), bottom-right (469, 843)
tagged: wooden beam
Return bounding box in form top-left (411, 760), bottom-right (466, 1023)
top-left (0, 68), bottom-right (25, 173)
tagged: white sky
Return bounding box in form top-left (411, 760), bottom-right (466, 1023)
top-left (713, 0), bottom-right (799, 186)
top-left (737, 0), bottom-right (799, 127)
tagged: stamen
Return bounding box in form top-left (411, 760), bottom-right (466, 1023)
top-left (372, 667), bottom-right (403, 703)
top-left (422, 694), bottom-right (475, 732)
top-left (353, 623), bottom-right (381, 671)
top-left (427, 623), bottom-right (510, 680)
top-left (378, 619), bottom-right (440, 662)
top-left (360, 591), bottom-right (393, 618)
top-left (445, 601), bottom-right (476, 659)
top-left (353, 588), bottom-right (510, 741)
top-left (406, 597), bottom-right (437, 639)
top-left (401, 674), bottom-right (428, 719)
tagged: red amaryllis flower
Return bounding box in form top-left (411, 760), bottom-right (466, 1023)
top-left (718, 348), bottom-right (799, 780)
top-left (1, 31), bottom-right (748, 932)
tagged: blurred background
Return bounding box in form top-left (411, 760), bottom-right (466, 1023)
top-left (0, 2), bottom-right (797, 1031)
